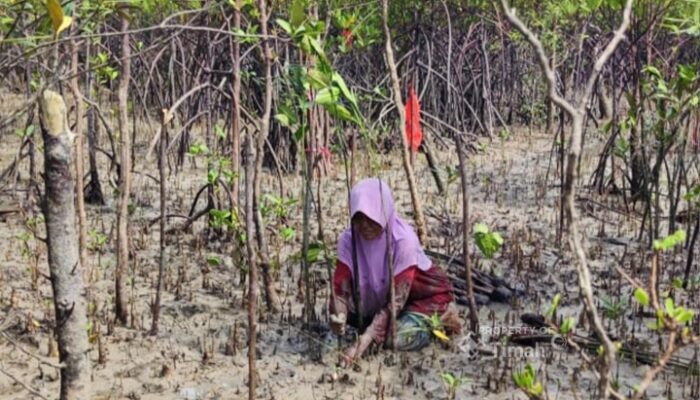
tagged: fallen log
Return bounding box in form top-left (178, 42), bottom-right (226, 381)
top-left (426, 249), bottom-right (522, 305)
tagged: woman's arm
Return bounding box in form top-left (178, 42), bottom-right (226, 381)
top-left (330, 262), bottom-right (353, 316)
top-left (342, 267), bottom-right (416, 364)
top-left (329, 262), bottom-right (354, 335)
top-left (364, 268), bottom-right (415, 343)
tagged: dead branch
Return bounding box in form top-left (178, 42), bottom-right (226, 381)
top-left (0, 363), bottom-right (50, 400)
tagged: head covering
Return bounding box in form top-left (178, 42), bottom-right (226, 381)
top-left (337, 178), bottom-right (432, 318)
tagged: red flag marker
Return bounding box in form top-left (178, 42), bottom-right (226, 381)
top-left (405, 83), bottom-right (423, 152)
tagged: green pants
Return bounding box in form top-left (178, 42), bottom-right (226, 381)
top-left (385, 312), bottom-right (432, 352)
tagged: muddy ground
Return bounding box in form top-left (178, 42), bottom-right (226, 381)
top-left (0, 92), bottom-right (696, 399)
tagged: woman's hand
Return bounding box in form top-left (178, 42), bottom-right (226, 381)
top-left (339, 332), bottom-right (373, 368)
top-left (330, 312), bottom-right (347, 335)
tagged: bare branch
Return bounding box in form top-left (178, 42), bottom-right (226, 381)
top-left (0, 332), bottom-right (65, 369)
top-left (0, 363), bottom-right (50, 400)
top-left (500, 1), bottom-right (634, 398)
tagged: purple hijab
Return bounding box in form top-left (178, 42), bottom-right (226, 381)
top-left (337, 178), bottom-right (431, 318)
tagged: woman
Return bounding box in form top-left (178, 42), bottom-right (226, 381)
top-left (330, 178), bottom-right (461, 365)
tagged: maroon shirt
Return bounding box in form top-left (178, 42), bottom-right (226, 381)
top-left (330, 261), bottom-right (454, 344)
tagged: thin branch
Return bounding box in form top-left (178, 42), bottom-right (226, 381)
top-left (0, 364), bottom-right (50, 400)
top-left (0, 332), bottom-right (65, 369)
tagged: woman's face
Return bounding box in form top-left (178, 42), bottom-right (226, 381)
top-left (353, 213), bottom-right (383, 240)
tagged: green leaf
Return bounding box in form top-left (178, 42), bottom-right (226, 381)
top-left (188, 143), bottom-right (209, 156)
top-left (676, 309), bottom-right (694, 324)
top-left (307, 68), bottom-right (329, 89)
top-left (314, 87), bottom-right (340, 106)
top-left (440, 372), bottom-right (456, 387)
top-left (207, 256), bottom-right (221, 266)
top-left (329, 104), bottom-right (354, 122)
top-left (308, 37), bottom-right (326, 60)
top-left (643, 65), bottom-right (662, 78)
top-left (276, 18), bottom-right (292, 35)
top-left (546, 293), bottom-right (561, 319)
top-left (529, 382), bottom-right (544, 396)
top-left (473, 223), bottom-right (503, 259)
top-left (613, 137), bottom-right (629, 158)
top-left (653, 229), bottom-right (686, 251)
top-left (665, 298), bottom-right (675, 315)
top-left (560, 317), bottom-right (576, 335)
top-left (306, 242), bottom-right (323, 263)
top-left (634, 288), bottom-right (650, 307)
top-left (440, 371), bottom-right (464, 388)
top-left (684, 185), bottom-right (700, 202)
top-left (512, 363), bottom-right (541, 395)
top-left (474, 223), bottom-right (489, 235)
top-left (281, 227), bottom-right (295, 241)
top-left (332, 72), bottom-right (357, 106)
top-left (294, 125), bottom-right (307, 142)
top-left (207, 169), bottom-right (218, 184)
top-left (275, 113), bottom-right (291, 127)
top-left (672, 277), bottom-right (684, 289)
top-left (290, 0), bottom-right (305, 28)
top-left (679, 64), bottom-right (696, 83)
top-left (215, 125), bottom-right (226, 140)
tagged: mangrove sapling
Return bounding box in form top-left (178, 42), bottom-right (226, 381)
top-left (617, 229), bottom-right (698, 399)
top-left (275, 7), bottom-right (365, 329)
top-left (260, 194), bottom-right (298, 280)
top-left (512, 363), bottom-right (545, 400)
top-left (244, 0), bottom-right (273, 396)
top-left (251, 0), bottom-right (282, 316)
top-left (412, 313), bottom-right (451, 344)
top-left (601, 296), bottom-right (627, 326)
top-left (440, 372), bottom-right (465, 400)
top-left (473, 222), bottom-right (504, 262)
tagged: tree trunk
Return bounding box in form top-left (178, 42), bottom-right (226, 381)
top-left (245, 29), bottom-right (259, 400)
top-left (40, 90), bottom-right (91, 400)
top-left (84, 41), bottom-right (105, 205)
top-left (382, 0), bottom-right (428, 244)
top-left (150, 111), bottom-right (168, 336)
top-left (479, 23), bottom-right (494, 137)
top-left (69, 3), bottom-right (87, 271)
top-left (115, 16), bottom-right (132, 325)
top-left (245, 127), bottom-right (258, 400)
top-left (230, 0), bottom-right (242, 208)
top-left (253, 0), bottom-right (281, 314)
top-left (456, 134), bottom-right (479, 335)
top-left (421, 140), bottom-right (445, 195)
top-left (596, 77), bottom-right (612, 121)
top-left (545, 56), bottom-right (555, 134)
top-left (630, 70), bottom-right (645, 200)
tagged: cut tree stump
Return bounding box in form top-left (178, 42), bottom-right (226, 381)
top-left (40, 90), bottom-right (91, 400)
